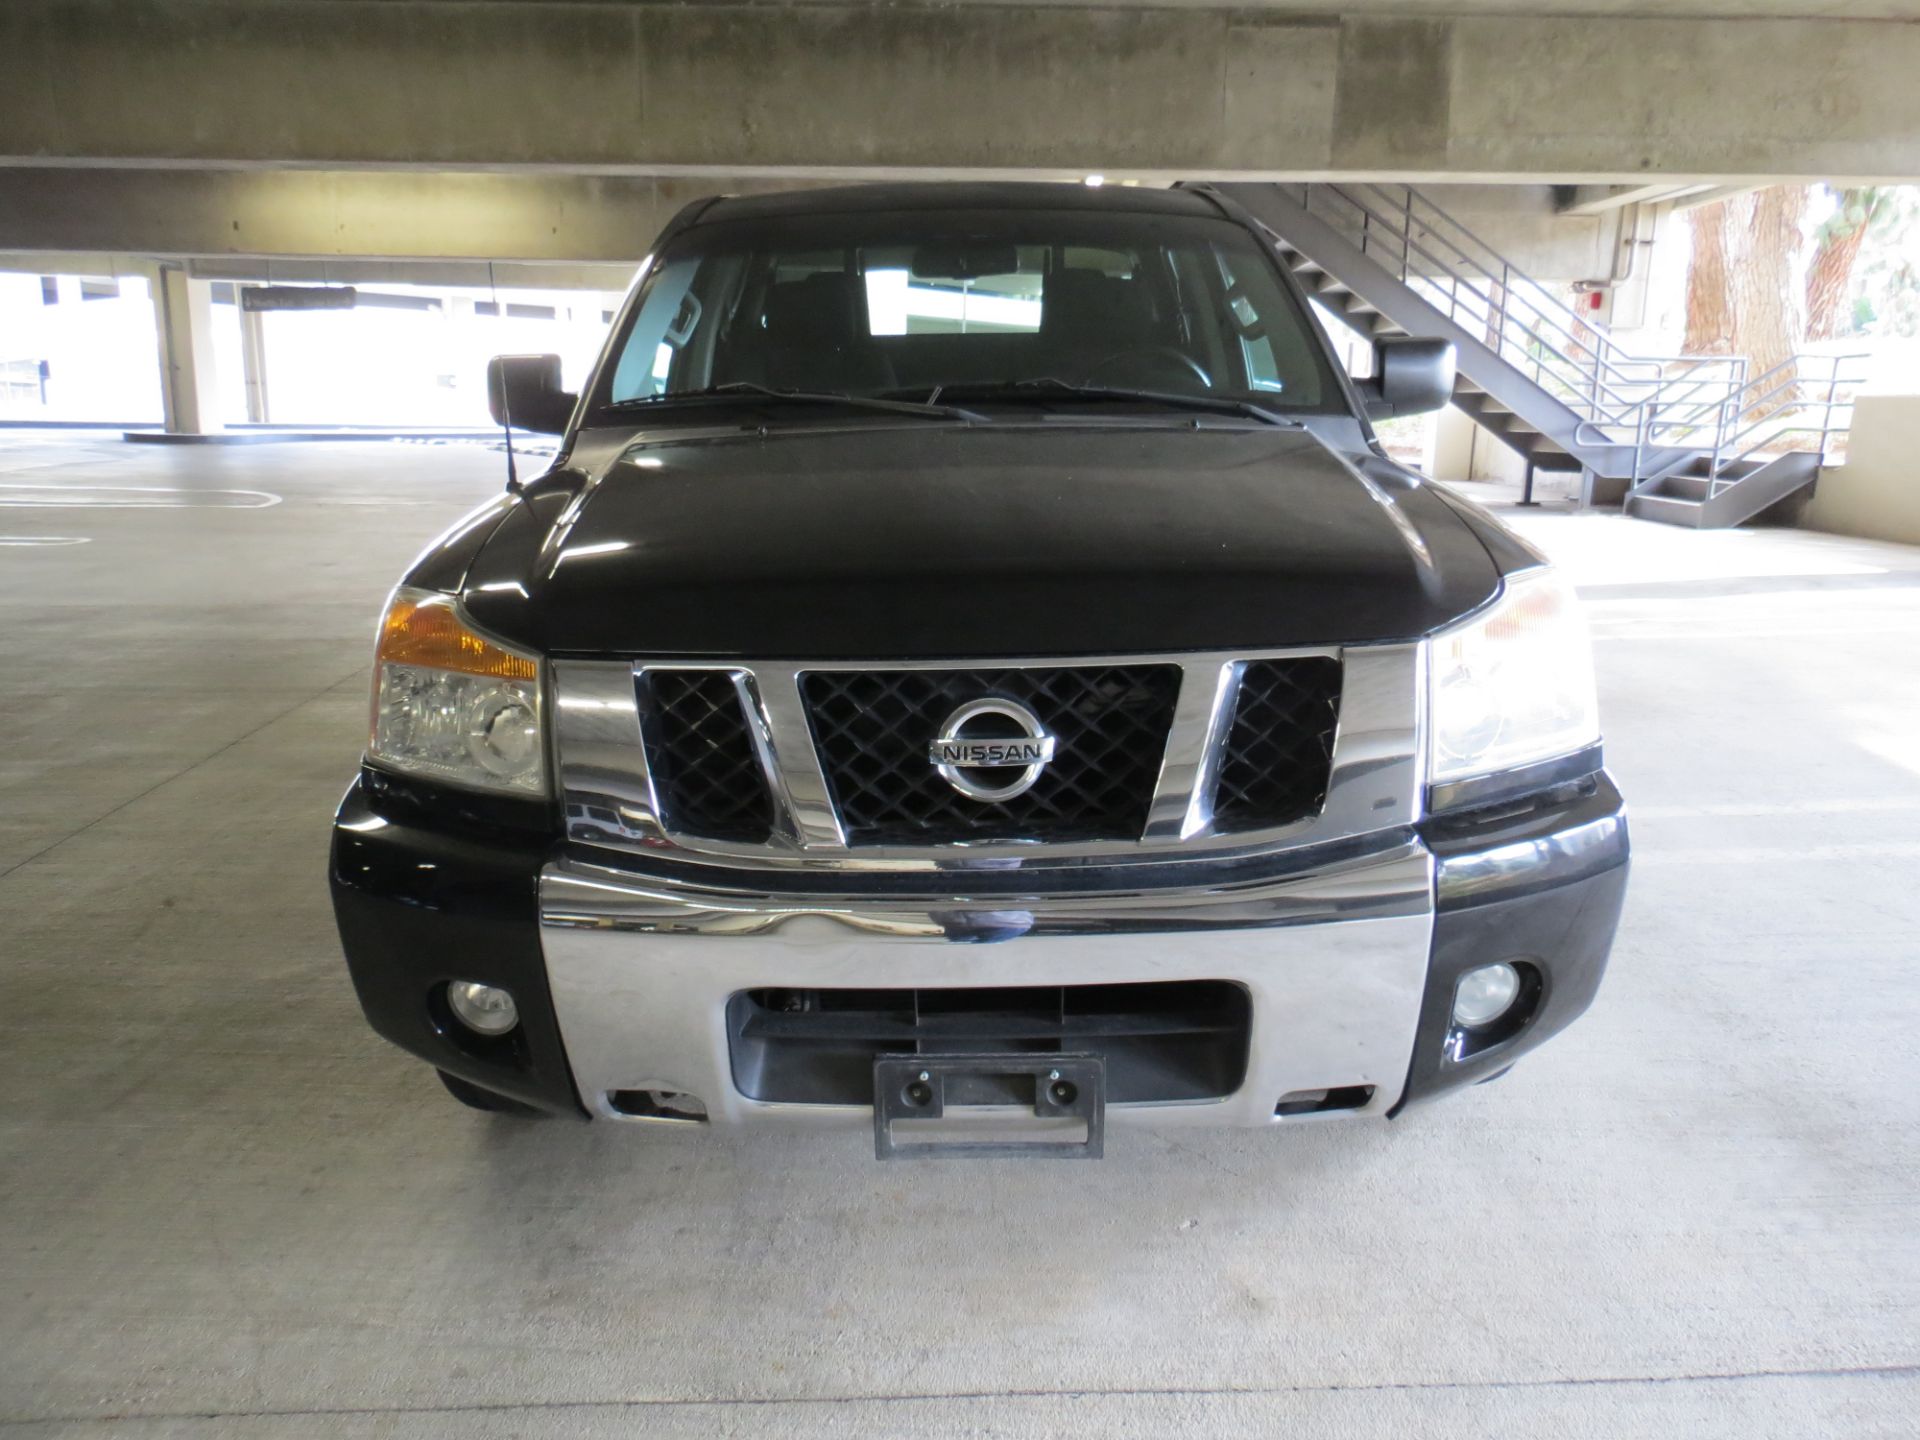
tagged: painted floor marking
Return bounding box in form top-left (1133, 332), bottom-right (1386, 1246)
top-left (1631, 797), bottom-right (1920, 820)
top-left (0, 484), bottom-right (282, 509)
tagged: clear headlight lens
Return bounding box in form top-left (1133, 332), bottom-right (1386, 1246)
top-left (367, 588), bottom-right (546, 795)
top-left (1428, 566), bottom-right (1599, 785)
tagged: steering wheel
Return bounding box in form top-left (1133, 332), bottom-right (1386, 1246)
top-left (1082, 345), bottom-right (1213, 391)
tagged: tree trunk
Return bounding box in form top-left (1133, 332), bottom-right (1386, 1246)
top-left (1684, 201), bottom-right (1737, 356)
top-left (1732, 185), bottom-right (1809, 410)
top-left (1805, 188), bottom-right (1882, 340)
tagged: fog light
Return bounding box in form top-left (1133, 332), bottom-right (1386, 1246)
top-left (446, 980), bottom-right (519, 1036)
top-left (1452, 963), bottom-right (1521, 1029)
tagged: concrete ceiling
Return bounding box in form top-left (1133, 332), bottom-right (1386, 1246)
top-left (8, 1), bottom-right (1920, 184)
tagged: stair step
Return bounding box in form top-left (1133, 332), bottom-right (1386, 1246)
top-left (1627, 493), bottom-right (1708, 528)
top-left (1649, 474), bottom-right (1711, 502)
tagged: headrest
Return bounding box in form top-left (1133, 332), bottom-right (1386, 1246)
top-left (1042, 271), bottom-right (1162, 347)
top-left (763, 273), bottom-right (863, 348)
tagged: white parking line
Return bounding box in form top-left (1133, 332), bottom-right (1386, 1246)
top-left (0, 484), bottom-right (281, 508)
top-left (1631, 797), bottom-right (1920, 820)
top-left (0, 535), bottom-right (91, 546)
top-left (1636, 841), bottom-right (1920, 863)
top-left (1593, 623), bottom-right (1919, 641)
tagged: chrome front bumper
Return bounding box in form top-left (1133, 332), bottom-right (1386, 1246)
top-left (539, 837), bottom-right (1437, 1127)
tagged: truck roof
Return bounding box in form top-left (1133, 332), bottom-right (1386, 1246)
top-left (691, 181), bottom-right (1224, 226)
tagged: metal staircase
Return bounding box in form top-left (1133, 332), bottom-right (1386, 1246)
top-left (1213, 183), bottom-right (1863, 529)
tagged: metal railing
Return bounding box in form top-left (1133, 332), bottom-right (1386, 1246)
top-left (1285, 184), bottom-right (1876, 490)
top-left (1288, 183), bottom-right (1753, 440)
top-left (1276, 183), bottom-right (1868, 501)
top-left (1634, 352), bottom-right (1869, 497)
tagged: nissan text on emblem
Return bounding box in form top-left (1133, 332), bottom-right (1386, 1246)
top-left (927, 699), bottom-right (1058, 802)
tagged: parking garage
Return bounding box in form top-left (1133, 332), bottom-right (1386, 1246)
top-left (3, 3), bottom-right (1919, 1435)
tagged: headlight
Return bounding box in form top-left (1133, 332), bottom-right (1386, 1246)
top-left (367, 587), bottom-right (546, 796)
top-left (1428, 566), bottom-right (1599, 786)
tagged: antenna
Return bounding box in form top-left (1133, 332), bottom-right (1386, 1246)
top-left (489, 261), bottom-right (521, 492)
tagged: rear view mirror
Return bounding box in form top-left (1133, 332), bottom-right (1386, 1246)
top-left (1358, 337), bottom-right (1456, 419)
top-left (910, 243), bottom-right (1022, 282)
top-left (486, 354), bottom-right (576, 435)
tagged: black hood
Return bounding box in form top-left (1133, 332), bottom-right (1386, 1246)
top-left (458, 423), bottom-right (1500, 658)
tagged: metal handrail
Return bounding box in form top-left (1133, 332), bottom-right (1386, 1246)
top-left (1308, 186), bottom-right (1650, 400)
top-left (1334, 183), bottom-right (1670, 391)
top-left (1590, 361), bottom-right (1749, 432)
top-left (1344, 200), bottom-right (1643, 401)
top-left (1286, 181), bottom-right (1871, 499)
top-left (1714, 381), bottom-right (1863, 475)
top-left (1309, 183), bottom-right (1748, 431)
top-left (1637, 352), bottom-right (1870, 497)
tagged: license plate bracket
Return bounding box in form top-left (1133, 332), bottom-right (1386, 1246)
top-left (873, 1053), bottom-right (1105, 1160)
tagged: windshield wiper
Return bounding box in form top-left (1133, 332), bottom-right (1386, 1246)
top-left (897, 378), bottom-right (1301, 427)
top-left (604, 382), bottom-right (986, 423)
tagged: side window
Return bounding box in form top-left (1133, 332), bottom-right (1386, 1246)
top-left (1212, 257), bottom-right (1288, 393)
top-left (1167, 246), bottom-right (1231, 384)
top-left (610, 257), bottom-right (701, 401)
top-left (1209, 247), bottom-right (1328, 405)
top-left (1239, 307), bottom-right (1285, 394)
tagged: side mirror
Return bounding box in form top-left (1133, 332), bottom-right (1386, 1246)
top-left (486, 354), bottom-right (576, 435)
top-left (1357, 337), bottom-right (1456, 419)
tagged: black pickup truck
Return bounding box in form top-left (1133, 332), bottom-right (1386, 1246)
top-left (331, 182), bottom-right (1628, 1158)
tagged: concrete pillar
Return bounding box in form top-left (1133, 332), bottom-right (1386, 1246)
top-left (152, 264), bottom-right (222, 433)
top-left (238, 293), bottom-right (270, 424)
top-left (1429, 404), bottom-right (1478, 482)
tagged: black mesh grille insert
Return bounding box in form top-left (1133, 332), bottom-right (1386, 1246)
top-left (801, 666), bottom-right (1181, 846)
top-left (642, 670), bottom-right (775, 844)
top-left (1212, 657), bottom-right (1342, 832)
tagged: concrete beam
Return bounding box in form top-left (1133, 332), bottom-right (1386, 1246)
top-left (0, 168), bottom-right (741, 264)
top-left (1557, 183), bottom-right (1716, 216)
top-left (1666, 184), bottom-right (1765, 213)
top-left (3, 2), bottom-right (1919, 182)
top-left (0, 169), bottom-right (1633, 283)
top-left (185, 258), bottom-right (641, 292)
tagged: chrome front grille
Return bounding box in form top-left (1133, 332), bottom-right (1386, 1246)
top-left (801, 665), bottom-right (1182, 845)
top-left (552, 646), bottom-right (1420, 872)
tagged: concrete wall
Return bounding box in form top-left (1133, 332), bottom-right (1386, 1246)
top-left (1802, 395), bottom-right (1920, 548)
top-left (5, 2), bottom-right (1920, 182)
top-left (1430, 404), bottom-right (1530, 486)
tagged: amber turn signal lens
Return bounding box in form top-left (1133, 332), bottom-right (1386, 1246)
top-left (376, 591), bottom-right (537, 681)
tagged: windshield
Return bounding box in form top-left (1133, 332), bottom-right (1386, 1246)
top-left (593, 206), bottom-right (1339, 418)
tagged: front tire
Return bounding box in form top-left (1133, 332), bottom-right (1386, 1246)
top-left (437, 1069), bottom-right (542, 1117)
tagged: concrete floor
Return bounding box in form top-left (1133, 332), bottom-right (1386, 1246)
top-left (1, 433), bottom-right (1916, 1437)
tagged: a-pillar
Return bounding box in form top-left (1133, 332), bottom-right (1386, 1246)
top-left (150, 264), bottom-right (222, 434)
